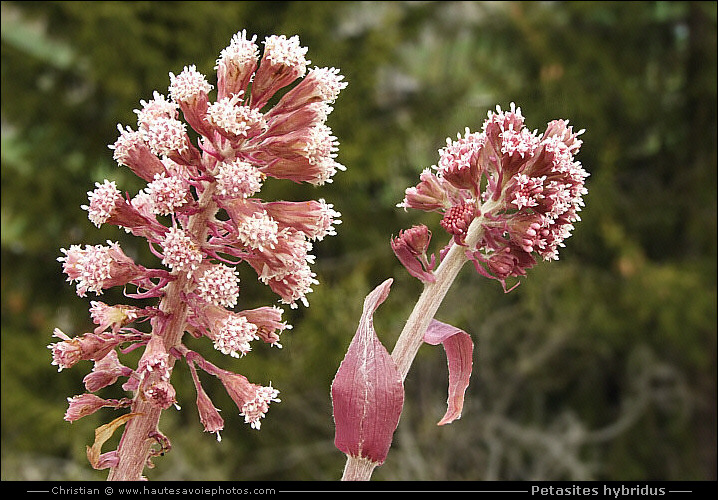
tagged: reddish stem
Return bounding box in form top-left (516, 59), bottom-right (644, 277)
top-left (107, 184), bottom-right (217, 481)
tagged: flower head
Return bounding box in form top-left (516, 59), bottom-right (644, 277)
top-left (64, 394), bottom-right (130, 422)
top-left (82, 180), bottom-right (122, 227)
top-left (215, 29), bottom-right (259, 100)
top-left (195, 263), bottom-right (240, 308)
top-left (215, 159), bottom-right (264, 199)
top-left (89, 301), bottom-right (139, 334)
top-left (135, 92), bottom-right (178, 131)
top-left (398, 103), bottom-right (588, 289)
top-left (83, 350), bottom-right (133, 392)
top-left (206, 96), bottom-right (267, 139)
top-left (161, 227), bottom-right (203, 277)
top-left (239, 306), bottom-right (291, 348)
top-left (218, 371), bottom-right (280, 430)
top-left (240, 384), bottom-right (281, 430)
top-left (251, 35), bottom-right (309, 109)
top-left (263, 199), bottom-right (341, 241)
top-left (58, 241), bottom-right (144, 296)
top-left (109, 125), bottom-right (166, 181)
top-left (188, 362), bottom-right (224, 441)
top-left (235, 211), bottom-right (280, 252)
top-left (48, 328), bottom-right (120, 372)
top-left (211, 315), bottom-right (259, 358)
top-left (144, 173), bottom-right (191, 215)
top-left (143, 116), bottom-right (190, 157)
top-left (169, 65), bottom-right (213, 106)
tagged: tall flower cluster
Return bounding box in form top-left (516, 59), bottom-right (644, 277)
top-left (395, 103), bottom-right (588, 290)
top-left (51, 31), bottom-right (346, 476)
top-left (334, 104), bottom-right (588, 481)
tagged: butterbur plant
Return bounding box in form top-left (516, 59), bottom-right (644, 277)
top-left (51, 31), bottom-right (346, 480)
top-left (332, 103), bottom-right (588, 480)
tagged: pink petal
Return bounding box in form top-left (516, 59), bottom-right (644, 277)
top-left (424, 319), bottom-right (474, 425)
top-left (331, 279), bottom-right (404, 465)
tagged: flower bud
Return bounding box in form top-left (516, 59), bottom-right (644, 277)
top-left (144, 380), bottom-right (177, 410)
top-left (83, 350), bottom-right (133, 392)
top-left (391, 225), bottom-right (436, 283)
top-left (64, 393), bottom-right (130, 422)
top-left (398, 169), bottom-right (450, 212)
top-left (48, 328), bottom-right (121, 372)
top-left (188, 362), bottom-right (224, 441)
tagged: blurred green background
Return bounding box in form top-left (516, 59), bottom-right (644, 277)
top-left (1, 1), bottom-right (715, 481)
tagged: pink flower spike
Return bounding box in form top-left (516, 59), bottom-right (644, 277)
top-left (331, 279), bottom-right (404, 465)
top-left (423, 319), bottom-right (474, 426)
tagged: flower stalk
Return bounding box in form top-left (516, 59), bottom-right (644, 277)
top-left (390, 204), bottom-right (496, 380)
top-left (107, 185), bottom-right (216, 481)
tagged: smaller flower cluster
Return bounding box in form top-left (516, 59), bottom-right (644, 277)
top-left (52, 31), bottom-right (347, 464)
top-left (395, 103), bottom-right (588, 289)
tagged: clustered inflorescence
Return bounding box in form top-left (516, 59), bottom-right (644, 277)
top-left (50, 31), bottom-right (347, 466)
top-left (393, 103), bottom-right (588, 290)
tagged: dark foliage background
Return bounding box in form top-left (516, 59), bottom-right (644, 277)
top-left (1, 1), bottom-right (715, 481)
